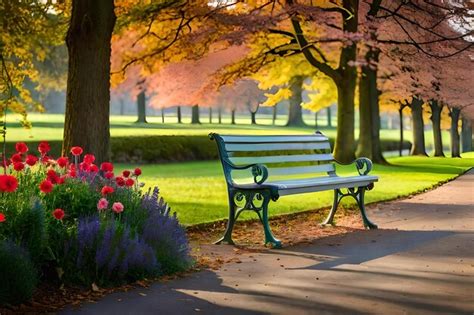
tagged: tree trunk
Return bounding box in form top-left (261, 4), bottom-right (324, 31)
top-left (177, 106), bottom-right (182, 123)
top-left (399, 105), bottom-right (404, 157)
top-left (450, 107), bottom-right (461, 157)
top-left (315, 111), bottom-right (318, 128)
top-left (287, 76), bottom-right (305, 127)
top-left (191, 105), bottom-right (200, 124)
top-left (161, 108), bottom-right (165, 123)
top-left (272, 105), bottom-right (277, 125)
top-left (410, 97), bottom-right (428, 156)
top-left (231, 109), bottom-right (236, 125)
top-left (136, 90), bottom-right (147, 123)
top-left (218, 107), bottom-right (222, 124)
top-left (461, 116), bottom-right (472, 153)
top-left (356, 64), bottom-right (373, 160)
top-left (428, 100), bottom-right (444, 157)
top-left (333, 81), bottom-right (356, 163)
top-left (250, 110), bottom-right (257, 125)
top-left (327, 107), bottom-right (332, 127)
top-left (63, 0), bottom-right (116, 164)
top-left (209, 107), bottom-right (212, 123)
top-left (119, 99), bottom-right (125, 115)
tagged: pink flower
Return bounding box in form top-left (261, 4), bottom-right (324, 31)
top-left (112, 202), bottom-right (124, 214)
top-left (97, 198), bottom-right (109, 211)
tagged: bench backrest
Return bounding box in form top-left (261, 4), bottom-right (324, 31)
top-left (211, 132), bottom-right (336, 185)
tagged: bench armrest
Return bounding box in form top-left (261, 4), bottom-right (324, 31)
top-left (335, 157), bottom-right (373, 176)
top-left (222, 159), bottom-right (269, 185)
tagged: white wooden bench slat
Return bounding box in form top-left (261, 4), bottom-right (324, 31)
top-left (220, 135), bottom-right (329, 143)
top-left (268, 164), bottom-right (335, 176)
top-left (229, 153), bottom-right (334, 165)
top-left (225, 142), bottom-right (331, 152)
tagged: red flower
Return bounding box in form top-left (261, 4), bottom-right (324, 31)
top-left (122, 170), bottom-right (130, 178)
top-left (42, 155), bottom-right (50, 164)
top-left (52, 208), bottom-right (65, 220)
top-left (115, 176), bottom-right (125, 187)
top-left (104, 172), bottom-right (114, 179)
top-left (89, 164), bottom-right (99, 173)
top-left (0, 213), bottom-right (5, 222)
top-left (70, 146), bottom-right (83, 156)
top-left (39, 180), bottom-right (54, 193)
top-left (38, 141), bottom-right (51, 155)
top-left (25, 155), bottom-right (38, 166)
top-left (15, 142), bottom-right (28, 154)
top-left (47, 170), bottom-right (60, 184)
top-left (57, 176), bottom-right (66, 185)
top-left (57, 157), bottom-right (69, 168)
top-left (13, 162), bottom-right (24, 172)
top-left (100, 162), bottom-right (113, 172)
top-left (80, 162), bottom-right (90, 172)
top-left (0, 175), bottom-right (18, 192)
top-left (101, 185), bottom-right (114, 196)
top-left (125, 178), bottom-right (135, 187)
top-left (10, 153), bottom-right (22, 163)
top-left (133, 168), bottom-right (142, 176)
top-left (68, 169), bottom-right (77, 178)
top-left (83, 154), bottom-right (95, 164)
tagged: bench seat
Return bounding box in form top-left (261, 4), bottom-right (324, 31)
top-left (235, 175), bottom-right (378, 195)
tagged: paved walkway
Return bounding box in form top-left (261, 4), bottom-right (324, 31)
top-left (64, 170), bottom-right (474, 315)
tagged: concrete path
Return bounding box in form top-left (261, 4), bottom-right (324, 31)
top-left (64, 170), bottom-right (474, 315)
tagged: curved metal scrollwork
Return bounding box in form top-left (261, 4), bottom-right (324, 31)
top-left (233, 190), bottom-right (266, 211)
top-left (354, 157), bottom-right (372, 176)
top-left (251, 164), bottom-right (269, 184)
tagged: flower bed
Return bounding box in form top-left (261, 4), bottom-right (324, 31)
top-left (0, 142), bottom-right (192, 306)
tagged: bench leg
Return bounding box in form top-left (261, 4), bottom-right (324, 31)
top-left (356, 188), bottom-right (378, 229)
top-left (214, 195), bottom-right (236, 245)
top-left (321, 189), bottom-right (341, 226)
top-left (261, 197), bottom-right (282, 249)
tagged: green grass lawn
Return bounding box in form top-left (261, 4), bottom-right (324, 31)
top-left (118, 154), bottom-right (474, 226)
top-left (6, 113), bottom-right (452, 153)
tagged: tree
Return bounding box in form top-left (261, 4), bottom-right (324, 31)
top-left (287, 76), bottom-right (305, 127)
top-left (449, 107), bottom-right (462, 157)
top-left (409, 97), bottom-right (428, 156)
top-left (428, 100), bottom-right (444, 156)
top-left (1, 0), bottom-right (65, 133)
top-left (191, 105), bottom-right (201, 124)
top-left (461, 115), bottom-right (472, 153)
top-left (63, 0), bottom-right (116, 163)
top-left (136, 89), bottom-right (147, 123)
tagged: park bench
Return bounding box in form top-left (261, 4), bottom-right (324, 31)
top-left (210, 131), bottom-right (378, 248)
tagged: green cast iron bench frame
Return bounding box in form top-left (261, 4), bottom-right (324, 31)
top-left (210, 131), bottom-right (378, 248)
